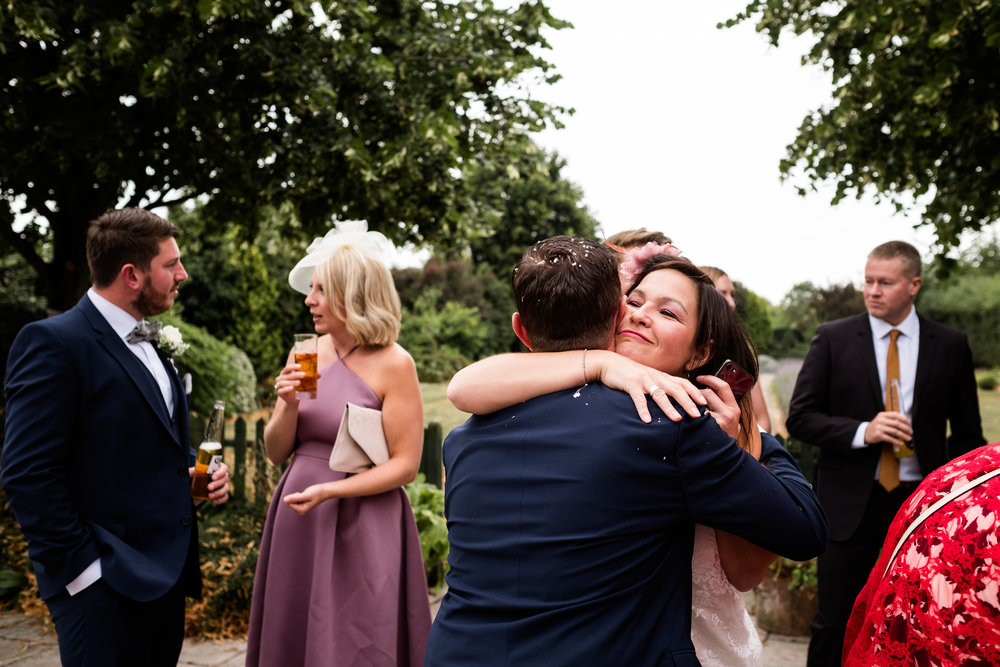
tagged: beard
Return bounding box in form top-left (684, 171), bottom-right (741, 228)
top-left (134, 277), bottom-right (176, 316)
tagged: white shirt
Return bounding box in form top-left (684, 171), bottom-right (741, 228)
top-left (87, 288), bottom-right (174, 415)
top-left (852, 307), bottom-right (922, 482)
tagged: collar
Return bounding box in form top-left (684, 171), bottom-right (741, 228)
top-left (869, 307), bottom-right (919, 341)
top-left (87, 288), bottom-right (142, 341)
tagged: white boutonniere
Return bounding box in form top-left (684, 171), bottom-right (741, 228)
top-left (158, 325), bottom-right (189, 357)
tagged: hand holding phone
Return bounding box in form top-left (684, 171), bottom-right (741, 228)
top-left (714, 359), bottom-right (754, 401)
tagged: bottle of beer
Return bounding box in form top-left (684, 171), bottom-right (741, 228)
top-left (191, 400), bottom-right (225, 500)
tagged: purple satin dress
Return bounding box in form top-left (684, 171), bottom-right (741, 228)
top-left (246, 359), bottom-right (431, 666)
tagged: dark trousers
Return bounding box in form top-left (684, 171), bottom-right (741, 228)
top-left (46, 578), bottom-right (186, 667)
top-left (806, 482), bottom-right (913, 667)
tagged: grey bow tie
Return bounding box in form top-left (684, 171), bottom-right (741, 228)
top-left (127, 320), bottom-right (163, 344)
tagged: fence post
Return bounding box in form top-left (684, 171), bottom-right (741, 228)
top-left (421, 422), bottom-right (443, 488)
top-left (232, 417), bottom-right (247, 501)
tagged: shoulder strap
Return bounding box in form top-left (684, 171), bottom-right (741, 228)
top-left (884, 467), bottom-right (1000, 577)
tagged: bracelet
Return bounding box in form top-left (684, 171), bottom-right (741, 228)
top-left (581, 348), bottom-right (589, 385)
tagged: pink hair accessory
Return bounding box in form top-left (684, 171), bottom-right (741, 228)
top-left (618, 242), bottom-right (683, 288)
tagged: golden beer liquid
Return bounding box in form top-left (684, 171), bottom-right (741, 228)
top-left (191, 441), bottom-right (222, 500)
top-left (295, 351), bottom-right (319, 397)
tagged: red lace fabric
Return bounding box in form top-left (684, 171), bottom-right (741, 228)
top-left (843, 444), bottom-right (1000, 666)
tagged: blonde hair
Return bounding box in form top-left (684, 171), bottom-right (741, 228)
top-left (315, 247), bottom-right (401, 346)
top-left (699, 265), bottom-right (728, 285)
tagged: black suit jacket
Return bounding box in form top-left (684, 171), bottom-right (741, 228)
top-left (426, 384), bottom-right (828, 665)
top-left (786, 312), bottom-right (985, 540)
top-left (2, 295), bottom-right (201, 601)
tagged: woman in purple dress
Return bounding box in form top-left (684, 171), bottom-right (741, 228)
top-left (246, 222), bottom-right (431, 666)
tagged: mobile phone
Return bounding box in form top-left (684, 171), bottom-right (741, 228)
top-left (714, 359), bottom-right (754, 401)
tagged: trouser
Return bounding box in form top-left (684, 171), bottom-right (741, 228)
top-left (807, 481), bottom-right (913, 667)
top-left (45, 577), bottom-right (186, 667)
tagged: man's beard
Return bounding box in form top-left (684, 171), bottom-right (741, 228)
top-left (134, 277), bottom-right (175, 316)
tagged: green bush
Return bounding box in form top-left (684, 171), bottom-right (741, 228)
top-left (979, 372), bottom-right (999, 391)
top-left (155, 316), bottom-right (258, 414)
top-left (399, 288), bottom-right (490, 382)
top-left (405, 474), bottom-right (449, 592)
top-left (770, 557), bottom-right (818, 591)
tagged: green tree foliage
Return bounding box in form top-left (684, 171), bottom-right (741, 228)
top-left (2, 0), bottom-right (569, 310)
top-left (398, 288), bottom-right (490, 382)
top-left (460, 140), bottom-right (600, 278)
top-left (172, 204), bottom-right (309, 386)
top-left (156, 314), bottom-right (257, 414)
top-left (395, 256), bottom-right (517, 358)
top-left (919, 235), bottom-right (1000, 365)
top-left (919, 273), bottom-right (1000, 366)
top-left (770, 281), bottom-right (865, 357)
top-left (734, 283), bottom-right (774, 356)
top-left (811, 283), bottom-right (866, 323)
top-left (726, 1), bottom-right (1000, 259)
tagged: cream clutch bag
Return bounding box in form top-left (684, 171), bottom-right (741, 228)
top-left (329, 403), bottom-right (389, 473)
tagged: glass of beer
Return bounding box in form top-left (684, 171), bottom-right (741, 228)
top-left (294, 333), bottom-right (319, 398)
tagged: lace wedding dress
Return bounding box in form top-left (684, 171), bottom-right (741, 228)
top-left (690, 524), bottom-right (763, 666)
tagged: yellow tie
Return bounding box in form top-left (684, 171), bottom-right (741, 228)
top-left (878, 329), bottom-right (901, 491)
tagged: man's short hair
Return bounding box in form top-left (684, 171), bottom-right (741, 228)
top-left (86, 208), bottom-right (179, 288)
top-left (512, 236), bottom-right (620, 352)
top-left (603, 228), bottom-right (672, 250)
top-left (869, 241), bottom-right (922, 278)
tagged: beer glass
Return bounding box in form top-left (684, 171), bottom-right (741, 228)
top-left (294, 333), bottom-right (319, 398)
top-left (888, 378), bottom-right (915, 458)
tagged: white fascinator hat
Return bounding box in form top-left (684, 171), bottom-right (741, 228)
top-left (287, 220), bottom-right (396, 295)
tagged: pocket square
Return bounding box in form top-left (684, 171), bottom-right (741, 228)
top-left (329, 403), bottom-right (389, 473)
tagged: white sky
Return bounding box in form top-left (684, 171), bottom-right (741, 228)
top-left (529, 1), bottom-right (964, 304)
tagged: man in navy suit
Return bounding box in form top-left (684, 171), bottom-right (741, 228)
top-left (786, 240), bottom-right (985, 666)
top-left (2, 207), bottom-right (230, 666)
top-left (425, 237), bottom-right (828, 665)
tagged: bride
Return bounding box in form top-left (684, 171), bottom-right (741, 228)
top-left (448, 247), bottom-right (775, 665)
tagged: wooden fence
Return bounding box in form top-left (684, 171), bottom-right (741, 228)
top-left (195, 414), bottom-right (818, 506)
top-left (190, 415), bottom-right (445, 505)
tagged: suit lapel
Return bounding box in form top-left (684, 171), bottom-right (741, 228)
top-left (79, 298), bottom-right (182, 447)
top-left (912, 315), bottom-right (935, 417)
top-left (855, 315), bottom-right (883, 409)
top-left (154, 345), bottom-right (190, 443)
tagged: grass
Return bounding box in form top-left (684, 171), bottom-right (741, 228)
top-left (978, 386), bottom-right (1000, 444)
top-left (424, 377), bottom-right (1000, 445)
top-left (421, 382), bottom-right (469, 439)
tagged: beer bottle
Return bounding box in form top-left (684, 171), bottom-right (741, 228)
top-left (191, 400), bottom-right (225, 500)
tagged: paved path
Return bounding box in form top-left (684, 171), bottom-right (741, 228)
top-left (0, 592), bottom-right (808, 666)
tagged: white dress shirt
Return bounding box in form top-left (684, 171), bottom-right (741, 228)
top-left (851, 307), bottom-right (922, 482)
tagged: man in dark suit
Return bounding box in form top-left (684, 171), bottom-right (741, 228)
top-left (2, 207), bottom-right (230, 666)
top-left (786, 240), bottom-right (985, 667)
top-left (425, 236), bottom-right (828, 665)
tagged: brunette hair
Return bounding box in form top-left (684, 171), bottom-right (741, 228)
top-left (627, 254), bottom-right (759, 449)
top-left (604, 228), bottom-right (673, 250)
top-left (699, 265), bottom-right (728, 285)
top-left (314, 247), bottom-right (401, 346)
top-left (86, 208), bottom-right (179, 288)
top-left (512, 236), bottom-right (621, 352)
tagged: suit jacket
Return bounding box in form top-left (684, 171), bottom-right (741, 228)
top-left (1, 295), bottom-right (201, 601)
top-left (786, 312), bottom-right (985, 541)
top-left (425, 384), bottom-right (827, 666)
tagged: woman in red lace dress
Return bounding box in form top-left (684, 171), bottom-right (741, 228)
top-left (842, 443), bottom-right (1000, 665)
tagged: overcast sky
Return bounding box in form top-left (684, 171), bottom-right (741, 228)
top-left (529, 1), bottom-right (954, 304)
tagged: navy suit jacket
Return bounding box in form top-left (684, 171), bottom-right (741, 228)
top-left (2, 295), bottom-right (201, 601)
top-left (786, 313), bottom-right (985, 540)
top-left (425, 384), bottom-right (827, 665)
